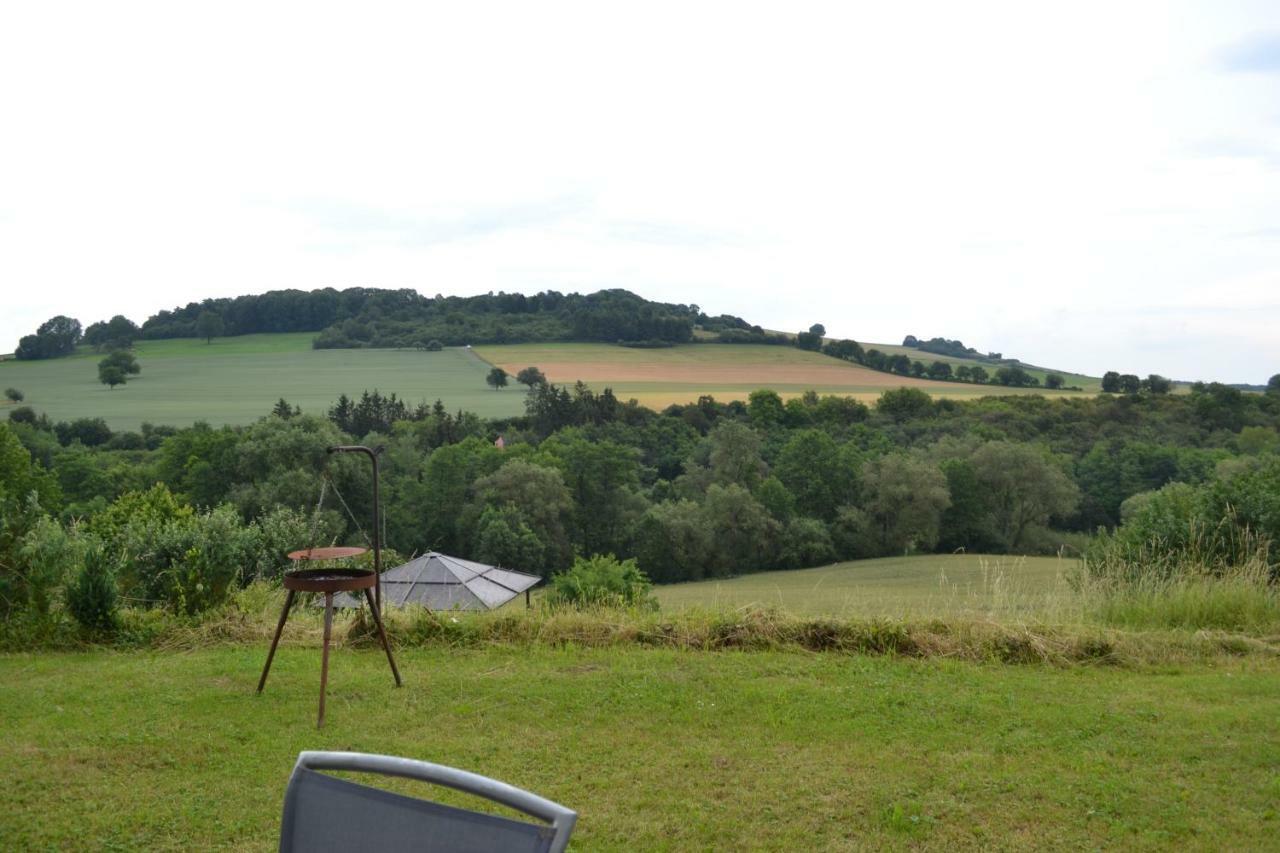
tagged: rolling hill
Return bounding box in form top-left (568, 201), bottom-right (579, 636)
top-left (474, 342), bottom-right (1090, 409)
top-left (0, 334), bottom-right (526, 430)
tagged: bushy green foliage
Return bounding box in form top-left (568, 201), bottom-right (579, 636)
top-left (545, 554), bottom-right (657, 609)
top-left (778, 517), bottom-right (836, 568)
top-left (474, 505), bottom-right (546, 571)
top-left (0, 423), bottom-right (61, 615)
top-left (1083, 457), bottom-right (1280, 583)
top-left (467, 460), bottom-right (574, 574)
top-left (630, 500), bottom-right (713, 583)
top-left (66, 543), bottom-right (120, 635)
top-left (15, 315), bottom-right (81, 360)
top-left (876, 388), bottom-right (934, 422)
top-left (859, 454), bottom-right (950, 554)
top-left (17, 516), bottom-right (87, 616)
top-left (485, 367), bottom-right (509, 390)
top-left (83, 314), bottom-right (140, 350)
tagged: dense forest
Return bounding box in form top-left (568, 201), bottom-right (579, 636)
top-left (3, 379), bottom-right (1278, 626)
top-left (141, 288), bottom-right (701, 348)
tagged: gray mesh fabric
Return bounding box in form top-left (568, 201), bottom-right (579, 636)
top-left (280, 769), bottom-right (554, 852)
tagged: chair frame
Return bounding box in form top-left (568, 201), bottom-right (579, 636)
top-left (279, 750), bottom-right (577, 853)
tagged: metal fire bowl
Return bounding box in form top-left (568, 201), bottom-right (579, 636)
top-left (283, 568), bottom-right (377, 593)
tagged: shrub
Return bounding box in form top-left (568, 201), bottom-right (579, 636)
top-left (66, 544), bottom-right (120, 635)
top-left (17, 516), bottom-right (88, 616)
top-left (4, 388), bottom-right (23, 403)
top-left (545, 554), bottom-right (657, 609)
top-left (162, 505), bottom-right (257, 615)
top-left (246, 506), bottom-right (317, 581)
top-left (54, 417), bottom-right (113, 447)
top-left (8, 406), bottom-right (39, 426)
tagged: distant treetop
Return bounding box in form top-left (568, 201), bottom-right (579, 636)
top-left (135, 287), bottom-right (708, 350)
top-left (901, 335), bottom-right (981, 360)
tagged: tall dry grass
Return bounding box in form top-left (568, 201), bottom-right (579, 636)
top-left (1078, 522), bottom-right (1279, 633)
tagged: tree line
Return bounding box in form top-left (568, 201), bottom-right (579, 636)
top-left (3, 378), bottom-right (1278, 625)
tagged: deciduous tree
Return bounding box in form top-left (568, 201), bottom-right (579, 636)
top-left (968, 441), bottom-right (1079, 549)
top-left (195, 310), bottom-right (225, 344)
top-left (485, 367), bottom-right (509, 390)
top-left (516, 366), bottom-right (547, 387)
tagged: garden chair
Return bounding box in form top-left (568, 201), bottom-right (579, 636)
top-left (278, 751), bottom-right (576, 852)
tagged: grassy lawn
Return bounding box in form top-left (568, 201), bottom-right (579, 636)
top-left (474, 343), bottom-right (1089, 409)
top-left (0, 335), bottom-right (525, 430)
top-left (655, 554), bottom-right (1079, 621)
top-left (1, 646), bottom-right (1276, 850)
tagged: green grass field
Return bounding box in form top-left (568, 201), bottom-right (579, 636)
top-left (0, 336), bottom-right (1098, 428)
top-left (655, 554), bottom-right (1077, 621)
top-left (475, 343), bottom-right (1089, 409)
top-left (2, 646), bottom-right (1277, 849)
top-left (0, 335), bottom-right (526, 430)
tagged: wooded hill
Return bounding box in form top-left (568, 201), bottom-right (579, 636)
top-left (139, 288), bottom-right (705, 348)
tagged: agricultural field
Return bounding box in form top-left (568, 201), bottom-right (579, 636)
top-left (655, 553), bottom-right (1076, 621)
top-left (759, 330), bottom-right (1102, 392)
top-left (0, 334), bottom-right (525, 430)
top-left (2, 646), bottom-right (1277, 849)
top-left (860, 341), bottom-right (1103, 392)
top-left (474, 343), bottom-right (1088, 409)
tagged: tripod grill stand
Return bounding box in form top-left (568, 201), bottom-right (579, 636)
top-left (256, 445), bottom-right (401, 727)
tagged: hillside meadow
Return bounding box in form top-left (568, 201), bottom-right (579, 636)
top-left (473, 343), bottom-right (1088, 409)
top-left (0, 334), bottom-right (525, 430)
top-left (0, 335), bottom-right (1095, 429)
top-left (654, 553), bottom-right (1074, 620)
top-left (859, 342), bottom-right (1103, 392)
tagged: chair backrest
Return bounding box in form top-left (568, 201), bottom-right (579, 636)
top-left (278, 751), bottom-right (576, 853)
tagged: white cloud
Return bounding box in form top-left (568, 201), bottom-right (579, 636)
top-left (1, 0), bottom-right (1278, 382)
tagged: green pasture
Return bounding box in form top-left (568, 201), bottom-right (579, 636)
top-left (2, 646), bottom-right (1277, 849)
top-left (0, 335), bottom-right (525, 430)
top-left (655, 554), bottom-right (1078, 620)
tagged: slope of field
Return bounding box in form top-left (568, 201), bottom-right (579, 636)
top-left (474, 343), bottom-right (1085, 409)
top-left (0, 335), bottom-right (525, 430)
top-left (3, 648), bottom-right (1277, 849)
top-left (655, 553), bottom-right (1074, 620)
top-left (863, 341), bottom-right (1103, 391)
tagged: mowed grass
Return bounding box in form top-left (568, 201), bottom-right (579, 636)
top-left (2, 647), bottom-right (1277, 850)
top-left (0, 335), bottom-right (525, 430)
top-left (655, 554), bottom-right (1079, 621)
top-left (474, 343), bottom-right (1090, 409)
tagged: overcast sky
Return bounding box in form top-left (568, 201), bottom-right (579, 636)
top-left (2, 1), bottom-right (1278, 383)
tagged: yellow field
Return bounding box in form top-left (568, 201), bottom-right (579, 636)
top-left (474, 343), bottom-right (1090, 408)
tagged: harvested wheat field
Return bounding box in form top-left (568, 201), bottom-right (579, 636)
top-left (474, 343), bottom-right (1085, 408)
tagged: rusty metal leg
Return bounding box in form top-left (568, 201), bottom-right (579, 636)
top-left (318, 592), bottom-right (333, 728)
top-left (257, 589), bottom-right (295, 693)
top-left (364, 587), bottom-right (402, 687)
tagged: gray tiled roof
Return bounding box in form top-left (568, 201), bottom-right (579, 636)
top-left (332, 552), bottom-right (541, 611)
